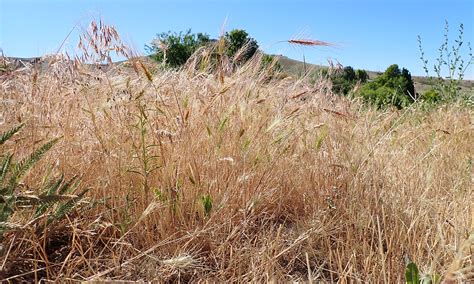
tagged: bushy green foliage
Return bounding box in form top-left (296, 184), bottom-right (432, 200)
top-left (225, 29), bottom-right (259, 64)
top-left (330, 66), bottom-right (369, 95)
top-left (147, 29), bottom-right (259, 68)
top-left (421, 88), bottom-right (442, 104)
top-left (356, 69), bottom-right (369, 83)
top-left (147, 29), bottom-right (211, 68)
top-left (357, 64), bottom-right (416, 109)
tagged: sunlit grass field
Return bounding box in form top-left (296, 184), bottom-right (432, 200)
top-left (0, 23), bottom-right (472, 282)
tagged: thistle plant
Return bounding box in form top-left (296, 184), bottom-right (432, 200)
top-left (0, 123), bottom-right (88, 237)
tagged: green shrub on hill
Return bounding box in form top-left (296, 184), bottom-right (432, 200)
top-left (357, 64), bottom-right (416, 109)
top-left (330, 66), bottom-right (368, 95)
top-left (147, 29), bottom-right (259, 68)
top-left (355, 69), bottom-right (369, 83)
top-left (421, 88), bottom-right (443, 104)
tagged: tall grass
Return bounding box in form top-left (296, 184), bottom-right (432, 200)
top-left (0, 22), bottom-right (472, 282)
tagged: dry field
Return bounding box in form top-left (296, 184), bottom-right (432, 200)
top-left (0, 24), bottom-right (473, 282)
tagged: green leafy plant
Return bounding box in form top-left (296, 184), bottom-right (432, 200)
top-left (128, 103), bottom-right (161, 203)
top-left (405, 261), bottom-right (441, 284)
top-left (0, 123), bottom-right (88, 236)
top-left (405, 262), bottom-right (420, 284)
top-left (117, 193), bottom-right (133, 236)
top-left (314, 124), bottom-right (328, 151)
top-left (421, 88), bottom-right (443, 105)
top-left (201, 194), bottom-right (213, 217)
top-left (418, 21), bottom-right (473, 102)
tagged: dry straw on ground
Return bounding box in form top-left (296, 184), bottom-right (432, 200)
top-left (0, 21), bottom-right (472, 282)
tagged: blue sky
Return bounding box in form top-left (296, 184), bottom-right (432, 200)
top-left (1, 0), bottom-right (473, 78)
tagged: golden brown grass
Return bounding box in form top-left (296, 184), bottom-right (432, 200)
top-left (0, 23), bottom-right (472, 282)
top-left (287, 38), bottom-right (336, 47)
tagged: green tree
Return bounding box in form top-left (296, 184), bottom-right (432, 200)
top-left (343, 66), bottom-right (356, 81)
top-left (147, 29), bottom-right (210, 68)
top-left (384, 64), bottom-right (401, 79)
top-left (330, 66), bottom-right (369, 95)
top-left (225, 29), bottom-right (259, 64)
top-left (401, 68), bottom-right (416, 98)
top-left (357, 64), bottom-right (416, 109)
top-left (356, 69), bottom-right (369, 83)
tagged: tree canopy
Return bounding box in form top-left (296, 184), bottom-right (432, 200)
top-left (357, 64), bottom-right (417, 109)
top-left (225, 29), bottom-right (259, 64)
top-left (330, 66), bottom-right (369, 95)
top-left (146, 29), bottom-right (211, 68)
top-left (147, 29), bottom-right (260, 68)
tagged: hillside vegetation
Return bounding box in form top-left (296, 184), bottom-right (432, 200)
top-left (0, 22), bottom-right (473, 282)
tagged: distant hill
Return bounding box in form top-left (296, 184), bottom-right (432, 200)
top-left (2, 55), bottom-right (473, 94)
top-left (277, 56), bottom-right (325, 75)
top-left (275, 55), bottom-right (473, 94)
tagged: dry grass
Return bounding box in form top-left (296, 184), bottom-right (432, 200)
top-left (0, 22), bottom-right (472, 282)
top-left (287, 38), bottom-right (336, 47)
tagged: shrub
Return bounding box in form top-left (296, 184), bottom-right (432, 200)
top-left (421, 88), bottom-right (442, 104)
top-left (356, 69), bottom-right (369, 83)
top-left (357, 64), bottom-right (416, 109)
top-left (343, 66), bottom-right (356, 81)
top-left (330, 66), bottom-right (370, 95)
